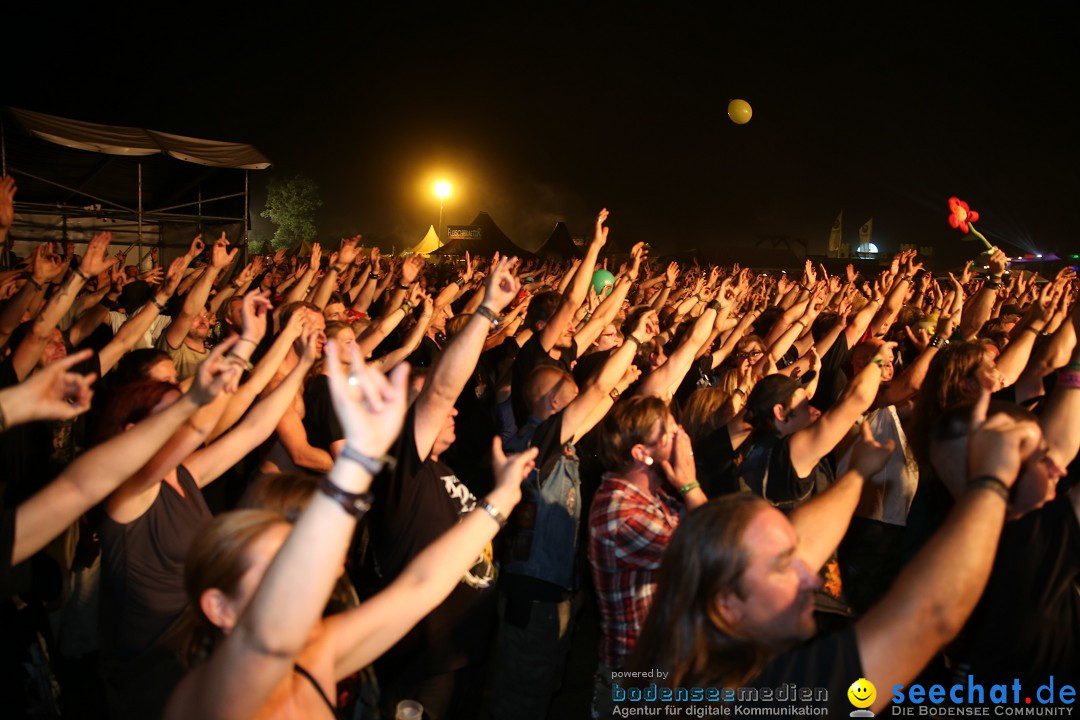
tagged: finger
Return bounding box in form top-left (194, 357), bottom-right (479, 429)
top-left (50, 348), bottom-right (94, 373)
top-left (860, 419), bottom-right (875, 443)
top-left (491, 435), bottom-right (507, 466)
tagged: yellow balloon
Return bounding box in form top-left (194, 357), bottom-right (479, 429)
top-left (728, 99), bottom-right (752, 125)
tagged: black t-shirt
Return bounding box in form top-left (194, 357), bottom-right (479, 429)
top-left (749, 627), bottom-right (863, 717)
top-left (695, 424), bottom-right (738, 497)
top-left (99, 466), bottom-right (212, 661)
top-left (735, 432), bottom-right (834, 510)
top-left (365, 405), bottom-right (497, 678)
top-left (961, 492), bottom-right (1080, 686)
top-left (510, 333), bottom-right (578, 426)
top-left (302, 374), bottom-right (344, 454)
top-left (813, 332), bottom-right (851, 412)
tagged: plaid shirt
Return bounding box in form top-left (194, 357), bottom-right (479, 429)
top-left (588, 476), bottom-right (684, 669)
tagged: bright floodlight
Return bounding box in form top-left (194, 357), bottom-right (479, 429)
top-left (435, 181), bottom-right (451, 199)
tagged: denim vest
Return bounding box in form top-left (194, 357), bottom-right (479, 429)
top-left (502, 418), bottom-right (582, 591)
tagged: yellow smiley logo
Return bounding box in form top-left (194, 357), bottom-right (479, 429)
top-left (847, 677), bottom-right (876, 709)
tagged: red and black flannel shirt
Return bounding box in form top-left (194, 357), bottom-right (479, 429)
top-left (587, 475), bottom-right (684, 670)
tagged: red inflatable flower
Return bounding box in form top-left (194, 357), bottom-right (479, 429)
top-left (948, 197), bottom-right (979, 234)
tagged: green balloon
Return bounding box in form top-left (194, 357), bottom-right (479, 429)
top-left (591, 269), bottom-right (616, 297)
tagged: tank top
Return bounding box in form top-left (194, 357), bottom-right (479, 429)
top-left (100, 465), bottom-right (212, 660)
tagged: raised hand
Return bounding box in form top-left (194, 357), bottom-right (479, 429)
top-left (337, 235), bottom-right (362, 267)
top-left (161, 256), bottom-right (189, 297)
top-left (31, 244), bottom-right (65, 284)
top-left (323, 339), bottom-right (410, 459)
top-left (592, 208), bottom-right (610, 248)
top-left (665, 261), bottom-right (680, 287)
top-left (489, 437), bottom-right (539, 510)
top-left (849, 420), bottom-right (897, 478)
top-left (187, 234), bottom-right (205, 260)
top-left (80, 232), bottom-right (118, 277)
top-left (140, 266), bottom-right (165, 286)
top-left (0, 349), bottom-right (96, 425)
top-left (211, 233), bottom-right (238, 269)
top-left (240, 290), bottom-right (273, 342)
top-left (401, 255), bottom-right (424, 284)
top-left (481, 256), bottom-right (522, 314)
top-left (190, 338), bottom-right (244, 405)
top-left (632, 309), bottom-right (660, 342)
top-left (987, 248), bottom-right (1008, 277)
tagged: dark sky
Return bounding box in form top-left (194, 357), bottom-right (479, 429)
top-left (5, 5), bottom-right (1079, 264)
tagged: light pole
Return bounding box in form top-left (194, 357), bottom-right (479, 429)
top-left (434, 181), bottom-right (451, 246)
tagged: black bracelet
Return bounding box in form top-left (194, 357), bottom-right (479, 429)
top-left (151, 296), bottom-right (167, 313)
top-left (398, 282), bottom-right (411, 291)
top-left (71, 266), bottom-right (90, 282)
top-left (929, 333), bottom-right (950, 349)
top-left (968, 475), bottom-right (1009, 502)
top-left (25, 275), bottom-right (44, 292)
top-left (340, 444), bottom-right (396, 475)
top-left (369, 272), bottom-right (382, 280)
top-left (707, 300), bottom-right (722, 313)
top-left (475, 305), bottom-right (501, 331)
top-left (455, 276), bottom-right (467, 288)
top-left (318, 476), bottom-right (374, 518)
top-left (626, 334), bottom-right (644, 348)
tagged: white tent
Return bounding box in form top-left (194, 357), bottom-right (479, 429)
top-left (405, 225), bottom-right (441, 255)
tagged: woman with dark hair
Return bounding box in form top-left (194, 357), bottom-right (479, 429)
top-left (96, 328), bottom-right (321, 718)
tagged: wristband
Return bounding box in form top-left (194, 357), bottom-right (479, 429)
top-left (626, 334), bottom-right (644, 348)
top-left (151, 296), bottom-right (167, 313)
top-left (872, 358), bottom-right (885, 368)
top-left (25, 275), bottom-right (44, 292)
top-left (398, 282), bottom-right (411, 290)
top-left (1057, 370), bottom-right (1080, 389)
top-left (793, 319), bottom-right (808, 329)
top-left (455, 276), bottom-right (467, 288)
top-left (583, 311), bottom-right (593, 322)
top-left (609, 387), bottom-right (621, 402)
top-left (230, 281), bottom-right (242, 290)
top-left (679, 481), bottom-right (701, 495)
top-left (477, 499), bottom-right (508, 529)
top-left (369, 272), bottom-right (382, 280)
top-left (707, 300), bottom-right (722, 313)
top-left (732, 387), bottom-right (747, 397)
top-left (340, 444), bottom-right (396, 475)
top-left (475, 305), bottom-right (502, 331)
top-left (71, 266), bottom-right (90, 282)
top-left (929, 334), bottom-right (950, 349)
top-left (400, 300), bottom-right (414, 314)
top-left (1021, 325), bottom-right (1042, 336)
top-left (968, 475), bottom-right (1009, 502)
top-left (318, 476), bottom-right (373, 518)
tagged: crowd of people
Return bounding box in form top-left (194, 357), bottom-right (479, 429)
top-left (0, 172), bottom-right (1077, 719)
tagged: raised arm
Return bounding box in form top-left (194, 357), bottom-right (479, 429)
top-left (638, 303), bottom-right (719, 401)
top-left (414, 258), bottom-right (520, 460)
top-left (540, 210), bottom-right (606, 353)
top-left (163, 345), bottom-right (409, 720)
top-left (959, 248), bottom-right (1007, 340)
top-left (1038, 304), bottom-right (1080, 466)
top-left (11, 350), bottom-right (236, 565)
top-left (562, 311), bottom-right (658, 444)
top-left (164, 234), bottom-right (232, 348)
top-left (790, 422), bottom-right (893, 571)
top-left (186, 329), bottom-right (319, 487)
top-left (327, 437), bottom-right (536, 679)
top-left (787, 342), bottom-right (892, 478)
top-left (856, 399), bottom-right (1037, 713)
top-left (11, 232), bottom-right (116, 380)
top-left (312, 236), bottom-right (360, 309)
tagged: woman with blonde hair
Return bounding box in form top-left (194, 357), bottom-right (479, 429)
top-left (164, 341), bottom-right (538, 720)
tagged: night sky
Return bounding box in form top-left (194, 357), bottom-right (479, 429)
top-left (5, 5), bottom-right (1079, 265)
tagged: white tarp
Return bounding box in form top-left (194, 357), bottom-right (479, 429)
top-left (405, 225), bottom-right (441, 255)
top-left (9, 107), bottom-right (271, 170)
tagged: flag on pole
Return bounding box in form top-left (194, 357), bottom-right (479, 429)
top-left (828, 211), bottom-right (843, 254)
top-left (859, 218), bottom-right (873, 246)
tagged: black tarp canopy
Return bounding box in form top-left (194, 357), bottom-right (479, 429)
top-left (535, 221), bottom-right (582, 260)
top-left (432, 211), bottom-right (535, 259)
